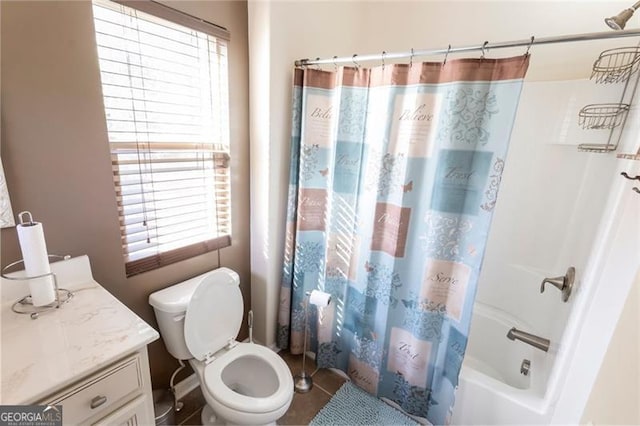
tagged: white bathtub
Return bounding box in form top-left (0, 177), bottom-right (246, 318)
top-left (451, 302), bottom-right (555, 425)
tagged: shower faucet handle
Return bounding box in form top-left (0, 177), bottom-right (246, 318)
top-left (540, 266), bottom-right (575, 303)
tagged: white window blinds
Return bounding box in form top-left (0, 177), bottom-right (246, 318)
top-left (92, 0), bottom-right (231, 277)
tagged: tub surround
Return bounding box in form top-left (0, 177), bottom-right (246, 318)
top-left (452, 302), bottom-right (553, 424)
top-left (0, 255), bottom-right (158, 410)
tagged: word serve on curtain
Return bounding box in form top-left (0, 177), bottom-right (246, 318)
top-left (278, 56), bottom-right (529, 424)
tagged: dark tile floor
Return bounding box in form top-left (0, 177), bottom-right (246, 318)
top-left (174, 350), bottom-right (348, 425)
top-left (174, 388), bottom-right (206, 425)
top-left (278, 350), bottom-right (348, 425)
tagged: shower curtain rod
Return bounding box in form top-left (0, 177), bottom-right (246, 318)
top-left (294, 29), bottom-right (640, 67)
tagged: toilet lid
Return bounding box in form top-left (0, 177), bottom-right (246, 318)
top-left (184, 270), bottom-right (243, 360)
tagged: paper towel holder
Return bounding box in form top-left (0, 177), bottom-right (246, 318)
top-left (1, 254), bottom-right (74, 319)
top-left (17, 211), bottom-right (36, 226)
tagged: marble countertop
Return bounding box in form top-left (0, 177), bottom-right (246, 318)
top-left (1, 255), bottom-right (159, 405)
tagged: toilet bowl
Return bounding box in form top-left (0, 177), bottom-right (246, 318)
top-left (149, 268), bottom-right (294, 425)
top-left (190, 343), bottom-right (292, 425)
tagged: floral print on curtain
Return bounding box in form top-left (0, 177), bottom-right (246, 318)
top-left (278, 57), bottom-right (529, 424)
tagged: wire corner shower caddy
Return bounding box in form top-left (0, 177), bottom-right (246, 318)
top-left (578, 46), bottom-right (640, 153)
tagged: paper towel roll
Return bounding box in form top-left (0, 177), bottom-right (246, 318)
top-left (309, 289), bottom-right (331, 307)
top-left (16, 213), bottom-right (56, 306)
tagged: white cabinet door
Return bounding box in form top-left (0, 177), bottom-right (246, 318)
top-left (93, 394), bottom-right (153, 426)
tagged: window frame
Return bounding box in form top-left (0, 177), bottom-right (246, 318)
top-left (92, 0), bottom-right (233, 277)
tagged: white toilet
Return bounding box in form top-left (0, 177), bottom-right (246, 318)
top-left (149, 268), bottom-right (294, 425)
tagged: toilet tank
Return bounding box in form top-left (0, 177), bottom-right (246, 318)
top-left (148, 267), bottom-right (240, 360)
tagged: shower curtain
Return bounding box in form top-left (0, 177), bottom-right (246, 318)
top-left (278, 56), bottom-right (529, 424)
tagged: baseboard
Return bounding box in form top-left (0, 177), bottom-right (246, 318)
top-left (174, 373), bottom-right (200, 400)
top-left (267, 341), bottom-right (279, 352)
top-left (327, 367), bottom-right (349, 380)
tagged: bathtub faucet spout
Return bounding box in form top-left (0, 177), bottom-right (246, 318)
top-left (507, 327), bottom-right (550, 352)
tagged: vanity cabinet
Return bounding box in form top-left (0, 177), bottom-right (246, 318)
top-left (1, 256), bottom-right (159, 426)
top-left (41, 349), bottom-right (154, 425)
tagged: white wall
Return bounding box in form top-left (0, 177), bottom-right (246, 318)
top-left (582, 269), bottom-right (640, 425)
top-left (248, 0), bottom-right (365, 346)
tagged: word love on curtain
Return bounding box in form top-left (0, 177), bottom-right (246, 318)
top-left (278, 56), bottom-right (529, 424)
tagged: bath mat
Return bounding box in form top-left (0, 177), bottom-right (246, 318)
top-left (310, 382), bottom-right (418, 425)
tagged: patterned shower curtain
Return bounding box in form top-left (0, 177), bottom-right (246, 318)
top-left (278, 56), bottom-right (529, 424)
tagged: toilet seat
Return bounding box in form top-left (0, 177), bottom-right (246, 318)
top-left (184, 270), bottom-right (243, 361)
top-left (203, 343), bottom-right (293, 414)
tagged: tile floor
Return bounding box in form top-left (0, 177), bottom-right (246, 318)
top-left (174, 350), bottom-right (347, 425)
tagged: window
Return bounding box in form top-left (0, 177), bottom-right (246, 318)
top-left (92, 0), bottom-right (231, 277)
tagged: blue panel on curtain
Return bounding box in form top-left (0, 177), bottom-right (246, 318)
top-left (278, 57), bottom-right (529, 424)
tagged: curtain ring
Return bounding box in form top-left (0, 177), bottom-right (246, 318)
top-left (352, 54), bottom-right (360, 68)
top-left (333, 56), bottom-right (338, 72)
top-left (382, 51), bottom-right (386, 70)
top-left (480, 41), bottom-right (489, 60)
top-left (525, 36), bottom-right (534, 56)
top-left (315, 58), bottom-right (321, 71)
top-left (444, 44), bottom-right (451, 66)
top-left (409, 48), bottom-right (414, 68)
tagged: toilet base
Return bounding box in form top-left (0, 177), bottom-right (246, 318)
top-left (201, 403), bottom-right (276, 426)
top-left (201, 404), bottom-right (221, 425)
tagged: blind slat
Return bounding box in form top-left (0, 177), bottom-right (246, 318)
top-left (116, 181), bottom-right (230, 196)
top-left (124, 235), bottom-right (231, 277)
top-left (124, 221), bottom-right (217, 251)
top-left (115, 175), bottom-right (228, 187)
top-left (120, 206), bottom-right (229, 227)
top-left (125, 228), bottom-right (230, 259)
top-left (115, 168), bottom-right (229, 177)
top-left (113, 156), bottom-right (229, 166)
top-left (116, 184), bottom-right (230, 198)
top-left (123, 211), bottom-right (212, 236)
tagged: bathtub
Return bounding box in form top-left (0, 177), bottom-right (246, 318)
top-left (450, 302), bottom-right (554, 425)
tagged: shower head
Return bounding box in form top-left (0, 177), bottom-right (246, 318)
top-left (605, 8), bottom-right (635, 30)
top-left (605, 1), bottom-right (640, 30)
